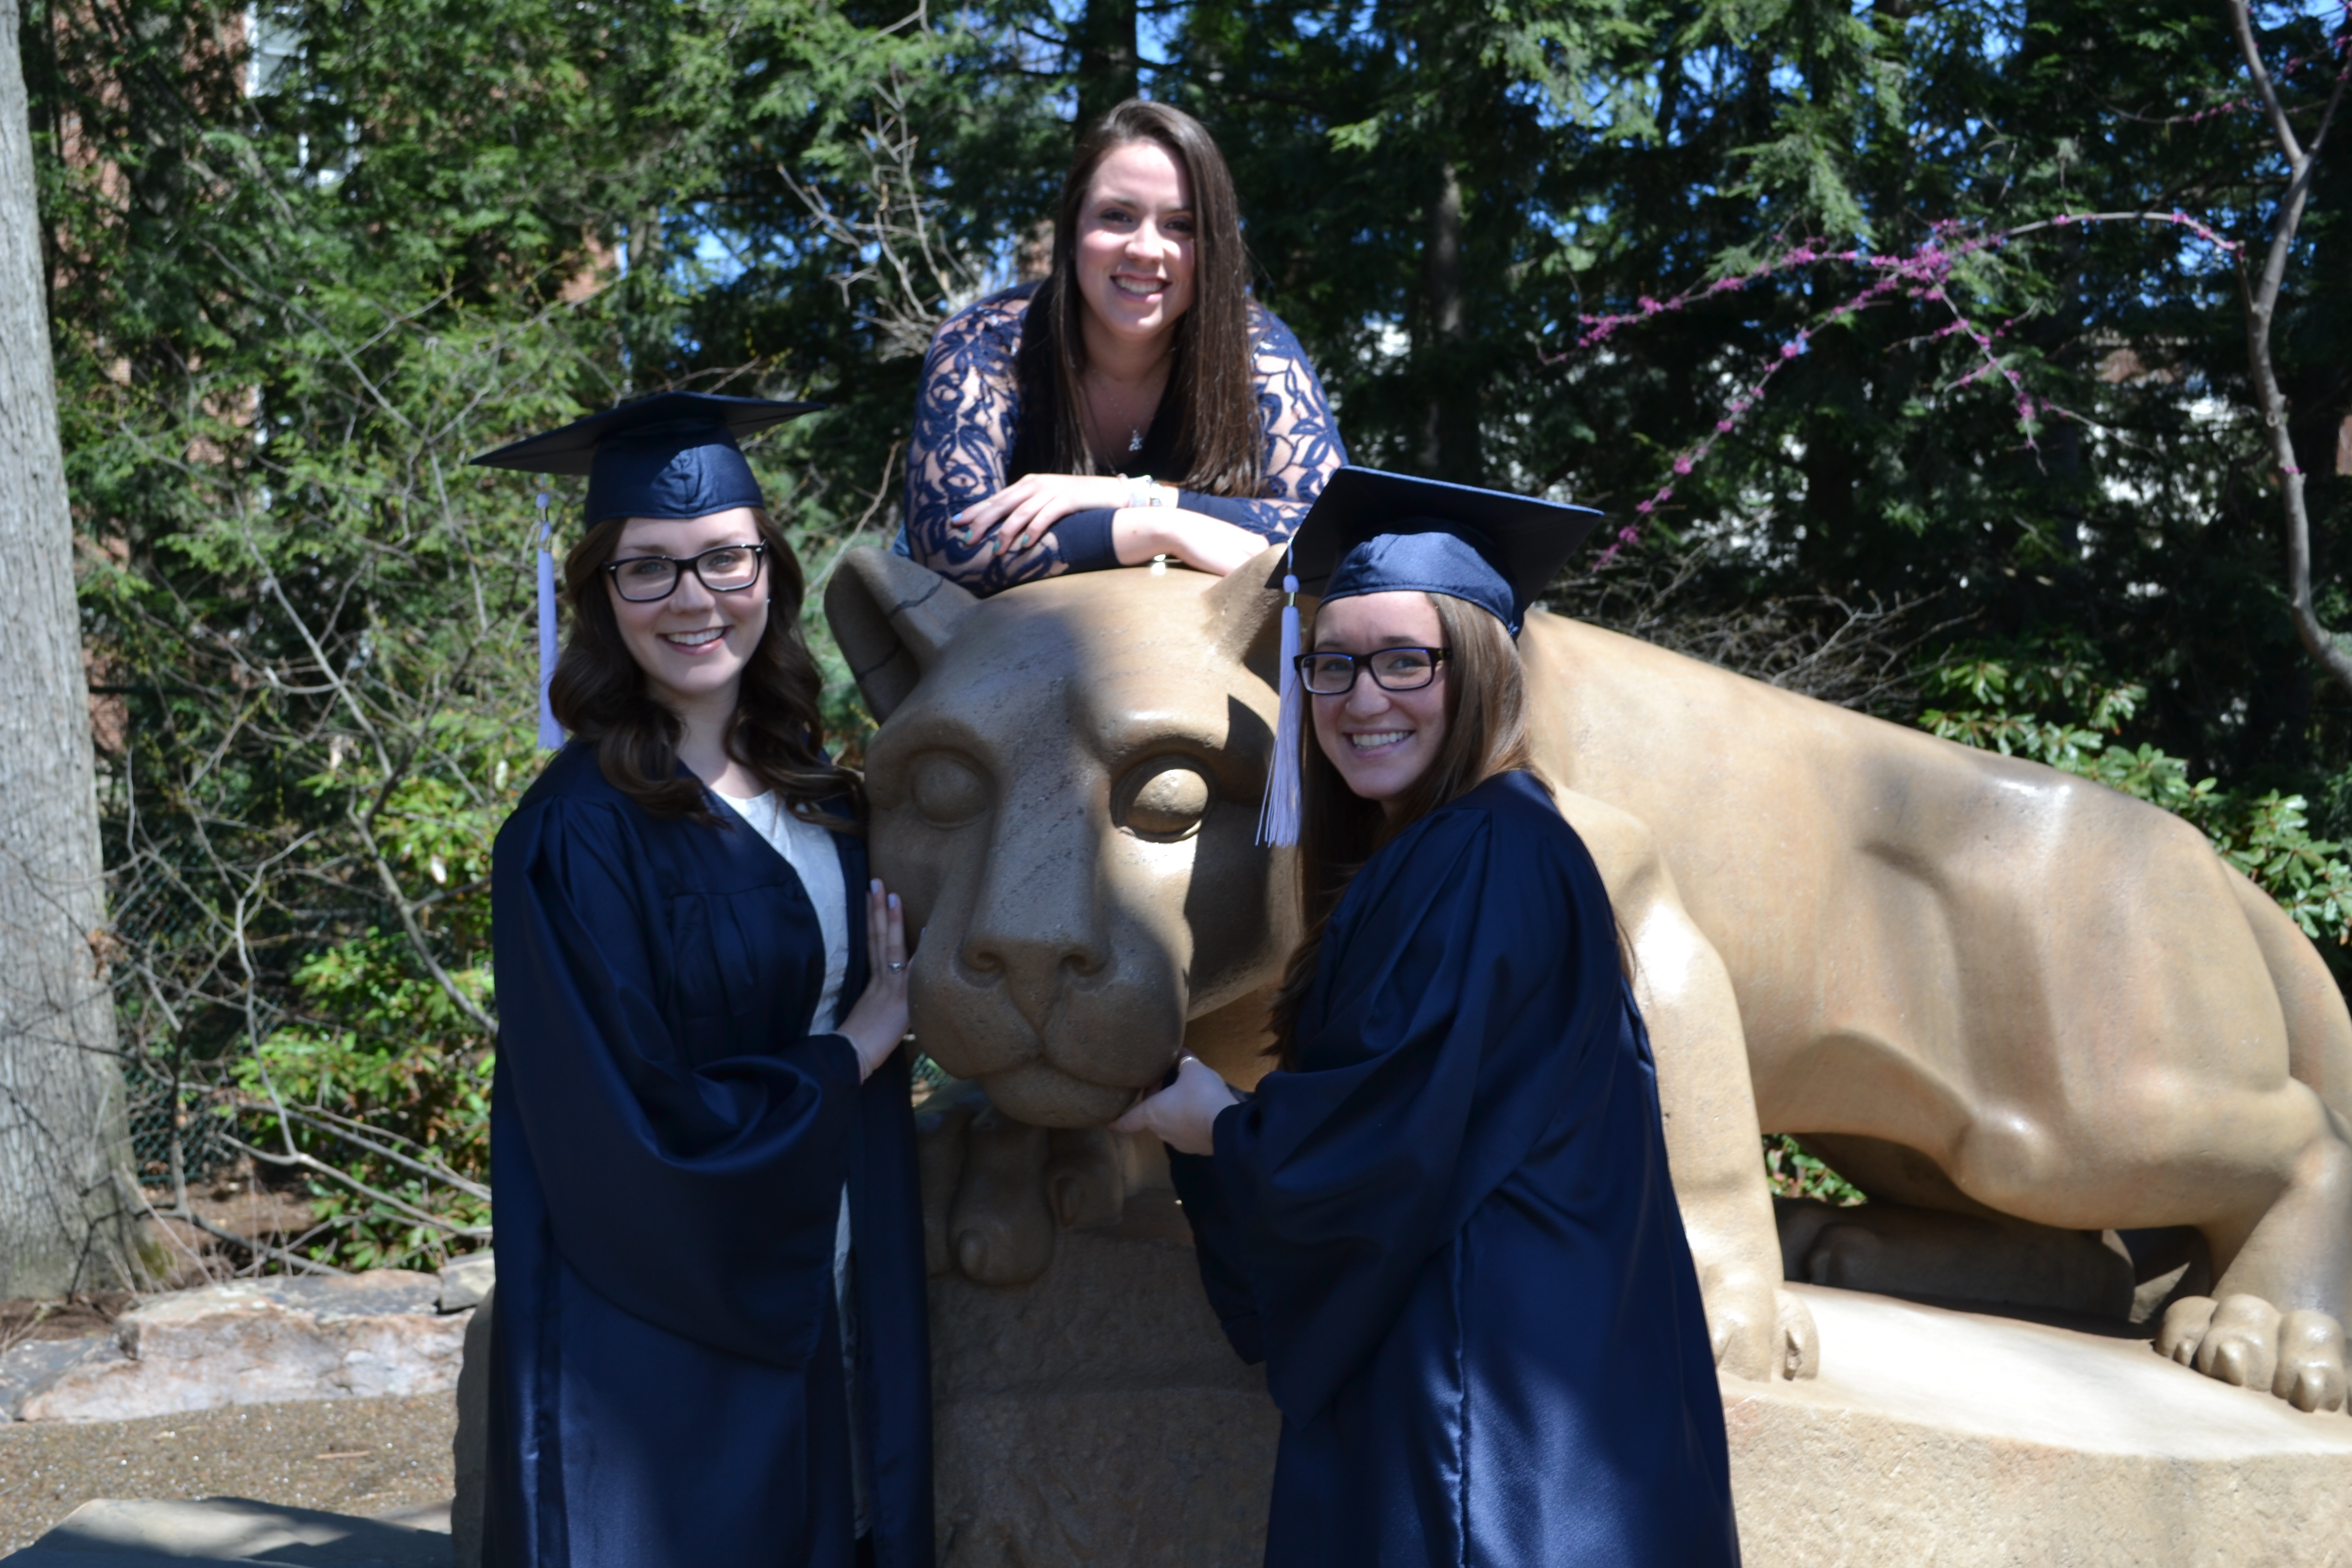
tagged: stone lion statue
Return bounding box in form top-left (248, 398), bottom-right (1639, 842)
top-left (825, 547), bottom-right (2352, 1412)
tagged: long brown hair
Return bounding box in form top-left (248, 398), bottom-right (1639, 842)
top-left (1266, 593), bottom-right (1543, 1064)
top-left (1018, 99), bottom-right (1262, 496)
top-left (548, 509), bottom-right (862, 827)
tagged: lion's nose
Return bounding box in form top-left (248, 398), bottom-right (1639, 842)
top-left (959, 927), bottom-right (1107, 1027)
top-left (961, 929), bottom-right (1107, 980)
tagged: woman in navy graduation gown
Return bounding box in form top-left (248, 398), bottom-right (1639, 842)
top-left (474, 394), bottom-right (932, 1568)
top-left (1117, 469), bottom-right (1740, 1567)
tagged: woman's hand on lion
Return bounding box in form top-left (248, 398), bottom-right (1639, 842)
top-left (1111, 1053), bottom-right (1243, 1156)
top-left (840, 879), bottom-right (913, 1080)
top-left (957, 476), bottom-right (1268, 579)
top-left (955, 473), bottom-right (1130, 554)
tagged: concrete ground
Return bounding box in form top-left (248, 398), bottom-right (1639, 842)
top-left (0, 1395), bottom-right (455, 1555)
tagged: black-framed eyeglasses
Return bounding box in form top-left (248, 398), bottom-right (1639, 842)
top-left (1295, 646), bottom-right (1448, 695)
top-left (602, 543), bottom-right (768, 602)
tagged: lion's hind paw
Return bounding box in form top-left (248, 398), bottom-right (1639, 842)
top-left (2157, 1293), bottom-right (2348, 1413)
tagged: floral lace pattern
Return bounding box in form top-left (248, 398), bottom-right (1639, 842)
top-left (900, 284), bottom-right (1348, 594)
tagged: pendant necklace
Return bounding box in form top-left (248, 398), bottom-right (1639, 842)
top-left (1082, 369), bottom-right (1152, 460)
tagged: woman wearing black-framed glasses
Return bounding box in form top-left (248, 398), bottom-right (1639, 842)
top-left (1116, 474), bottom-right (1737, 1568)
top-left (602, 541), bottom-right (770, 601)
top-left (1292, 645), bottom-right (1446, 695)
top-left (473, 391), bottom-right (934, 1568)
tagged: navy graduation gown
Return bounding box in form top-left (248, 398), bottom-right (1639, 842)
top-left (1168, 771), bottom-right (1738, 1567)
top-left (485, 744), bottom-right (933, 1568)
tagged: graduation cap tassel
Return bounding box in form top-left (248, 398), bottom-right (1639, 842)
top-left (535, 493), bottom-right (565, 750)
top-left (1256, 565), bottom-right (1304, 848)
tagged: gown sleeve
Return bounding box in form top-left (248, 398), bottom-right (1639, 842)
top-left (1186, 800), bottom-right (1625, 1425)
top-left (491, 794), bottom-right (862, 1368)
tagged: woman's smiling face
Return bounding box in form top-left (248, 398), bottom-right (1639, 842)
top-left (1074, 139), bottom-right (1197, 347)
top-left (1309, 591), bottom-right (1450, 812)
top-left (605, 508), bottom-right (770, 718)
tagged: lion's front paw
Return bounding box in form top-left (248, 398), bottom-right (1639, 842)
top-left (2157, 1293), bottom-right (2348, 1413)
top-left (1704, 1270), bottom-right (1819, 1382)
top-left (916, 1086), bottom-right (1146, 1287)
top-left (946, 1108), bottom-right (1058, 1285)
top-left (1773, 1286), bottom-right (1821, 1380)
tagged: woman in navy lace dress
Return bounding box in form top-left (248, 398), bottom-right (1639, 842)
top-left (902, 100), bottom-right (1345, 594)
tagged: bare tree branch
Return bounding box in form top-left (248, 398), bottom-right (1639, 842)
top-left (2227, 0), bottom-right (2352, 692)
top-left (223, 1131), bottom-right (493, 1239)
top-left (777, 65), bottom-right (992, 361)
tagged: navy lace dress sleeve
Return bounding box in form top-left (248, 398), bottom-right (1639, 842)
top-left (899, 284), bottom-right (1347, 595)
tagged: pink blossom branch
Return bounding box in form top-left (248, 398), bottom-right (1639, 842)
top-left (1573, 209), bottom-right (2251, 561)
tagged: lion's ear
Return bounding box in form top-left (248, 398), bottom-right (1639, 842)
top-left (1203, 545), bottom-right (1316, 689)
top-left (822, 548), bottom-right (978, 722)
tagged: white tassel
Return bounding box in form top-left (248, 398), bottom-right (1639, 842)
top-left (536, 494), bottom-right (565, 749)
top-left (1256, 571), bottom-right (1303, 847)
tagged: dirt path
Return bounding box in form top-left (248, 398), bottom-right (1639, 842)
top-left (0, 1394), bottom-right (455, 1554)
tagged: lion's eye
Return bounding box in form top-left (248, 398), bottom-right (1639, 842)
top-left (1119, 757), bottom-right (1211, 841)
top-left (910, 753), bottom-right (989, 826)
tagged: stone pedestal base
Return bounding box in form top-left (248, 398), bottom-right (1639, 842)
top-left (1729, 1284), bottom-right (2352, 1567)
top-left (3, 1499), bottom-right (451, 1566)
top-left (926, 1212), bottom-right (2352, 1568)
top-left (449, 1205), bottom-right (2352, 1566)
top-left (929, 1193), bottom-right (1276, 1567)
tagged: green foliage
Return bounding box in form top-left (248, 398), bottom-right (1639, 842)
top-left (1921, 649), bottom-right (2352, 946)
top-left (238, 933), bottom-right (496, 1272)
top-left (33, 0), bottom-right (1058, 1270)
top-left (1763, 1134), bottom-right (1867, 1208)
top-left (1168, 0), bottom-right (2349, 811)
top-left (32, 0), bottom-right (2351, 1271)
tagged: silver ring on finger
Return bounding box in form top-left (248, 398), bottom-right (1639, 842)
top-left (886, 960), bottom-right (905, 973)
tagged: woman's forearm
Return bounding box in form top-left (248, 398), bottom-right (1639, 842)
top-left (1112, 507), bottom-right (1278, 576)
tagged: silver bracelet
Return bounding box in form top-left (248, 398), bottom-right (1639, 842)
top-left (1126, 476), bottom-right (1176, 510)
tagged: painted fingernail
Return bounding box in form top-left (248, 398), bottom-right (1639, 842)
top-left (888, 893), bottom-right (900, 909)
top-left (871, 878), bottom-right (883, 893)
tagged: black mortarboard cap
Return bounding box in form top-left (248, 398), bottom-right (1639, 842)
top-left (1279, 467), bottom-right (1603, 636)
top-left (468, 391), bottom-right (820, 523)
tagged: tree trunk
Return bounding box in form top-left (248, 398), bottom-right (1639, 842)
top-left (1074, 0), bottom-right (1138, 133)
top-left (1417, 157), bottom-right (1481, 484)
top-left (0, 0), bottom-right (132, 1297)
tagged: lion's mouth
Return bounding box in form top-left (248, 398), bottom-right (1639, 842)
top-left (969, 1062), bottom-right (1143, 1129)
top-left (912, 990), bottom-right (1174, 1128)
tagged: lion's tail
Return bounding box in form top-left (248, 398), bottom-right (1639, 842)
top-left (2227, 863), bottom-right (2352, 1138)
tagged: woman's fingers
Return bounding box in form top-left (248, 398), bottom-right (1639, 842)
top-left (1107, 1057), bottom-right (1233, 1155)
top-left (999, 489), bottom-right (1061, 552)
top-left (963, 475), bottom-right (1131, 555)
top-left (839, 883), bottom-right (915, 1082)
top-left (1109, 1089), bottom-right (1162, 1136)
top-left (1006, 505), bottom-right (1060, 553)
top-left (866, 878), bottom-right (889, 967)
top-left (954, 486), bottom-right (1014, 533)
top-left (883, 891), bottom-right (908, 978)
top-left (868, 880), bottom-right (909, 987)
top-left (955, 477), bottom-right (1039, 540)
